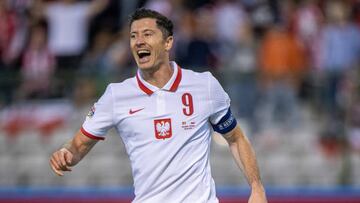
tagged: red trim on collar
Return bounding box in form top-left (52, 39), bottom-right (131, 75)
top-left (136, 66), bottom-right (182, 95)
top-left (169, 66), bottom-right (182, 92)
top-left (136, 73), bottom-right (154, 95)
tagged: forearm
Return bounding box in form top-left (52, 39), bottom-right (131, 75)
top-left (62, 130), bottom-right (97, 165)
top-left (225, 126), bottom-right (264, 190)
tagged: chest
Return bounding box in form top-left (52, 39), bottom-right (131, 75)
top-left (114, 89), bottom-right (209, 142)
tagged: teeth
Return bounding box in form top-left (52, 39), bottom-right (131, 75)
top-left (137, 50), bottom-right (150, 54)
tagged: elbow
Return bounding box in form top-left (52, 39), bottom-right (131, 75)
top-left (223, 125), bottom-right (243, 145)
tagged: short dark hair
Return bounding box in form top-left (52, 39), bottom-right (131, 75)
top-left (129, 8), bottom-right (173, 38)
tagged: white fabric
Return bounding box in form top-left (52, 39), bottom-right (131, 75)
top-left (82, 62), bottom-right (231, 203)
top-left (46, 2), bottom-right (89, 55)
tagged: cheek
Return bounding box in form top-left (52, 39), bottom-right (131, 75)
top-left (130, 40), bottom-right (136, 49)
top-left (153, 48), bottom-right (162, 59)
top-left (130, 46), bottom-right (137, 56)
top-left (153, 44), bottom-right (166, 56)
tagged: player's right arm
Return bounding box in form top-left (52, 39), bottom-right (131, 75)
top-left (49, 130), bottom-right (98, 176)
top-left (50, 84), bottom-right (114, 176)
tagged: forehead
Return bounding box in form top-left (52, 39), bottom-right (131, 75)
top-left (130, 18), bottom-right (159, 32)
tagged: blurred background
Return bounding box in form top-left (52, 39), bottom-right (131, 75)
top-left (0, 0), bottom-right (360, 202)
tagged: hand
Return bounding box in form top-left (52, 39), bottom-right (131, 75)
top-left (49, 148), bottom-right (74, 176)
top-left (249, 185), bottom-right (267, 203)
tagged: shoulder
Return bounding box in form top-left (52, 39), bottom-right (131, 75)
top-left (180, 68), bottom-right (222, 92)
top-left (104, 76), bottom-right (138, 97)
top-left (181, 68), bottom-right (214, 83)
top-left (107, 76), bottom-right (136, 90)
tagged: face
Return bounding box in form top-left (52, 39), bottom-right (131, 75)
top-left (130, 18), bottom-right (173, 71)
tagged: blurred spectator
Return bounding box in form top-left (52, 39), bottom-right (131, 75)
top-left (0, 0), bottom-right (21, 106)
top-left (213, 0), bottom-right (248, 43)
top-left (88, 0), bottom-right (121, 40)
top-left (31, 0), bottom-right (109, 95)
top-left (5, 0), bottom-right (35, 68)
top-left (79, 28), bottom-right (128, 91)
top-left (293, 0), bottom-right (323, 67)
top-left (79, 29), bottom-right (114, 76)
top-left (173, 10), bottom-right (193, 66)
top-left (222, 22), bottom-right (259, 133)
top-left (16, 23), bottom-right (55, 100)
top-left (32, 0), bottom-right (109, 66)
top-left (313, 3), bottom-right (360, 184)
top-left (258, 21), bottom-right (306, 131)
top-left (104, 29), bottom-right (134, 81)
top-left (213, 0), bottom-right (248, 57)
top-left (316, 0), bottom-right (360, 119)
top-left (0, 0), bottom-right (18, 65)
top-left (245, 0), bottom-right (278, 37)
top-left (175, 8), bottom-right (218, 72)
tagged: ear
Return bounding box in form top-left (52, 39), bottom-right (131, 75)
top-left (164, 36), bottom-right (173, 52)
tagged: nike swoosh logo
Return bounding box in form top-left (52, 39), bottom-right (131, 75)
top-left (129, 108), bottom-right (144, 115)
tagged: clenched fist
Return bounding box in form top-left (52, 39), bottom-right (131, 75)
top-left (49, 148), bottom-right (74, 176)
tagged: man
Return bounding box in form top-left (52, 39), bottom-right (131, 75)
top-left (50, 8), bottom-right (267, 203)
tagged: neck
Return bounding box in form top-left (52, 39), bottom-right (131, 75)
top-left (140, 61), bottom-right (173, 88)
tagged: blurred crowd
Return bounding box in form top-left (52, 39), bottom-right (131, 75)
top-left (0, 0), bottom-right (360, 166)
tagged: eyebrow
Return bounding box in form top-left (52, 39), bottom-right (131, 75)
top-left (130, 29), bottom-right (155, 34)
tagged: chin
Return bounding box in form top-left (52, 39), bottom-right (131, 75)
top-left (137, 63), bottom-right (152, 71)
top-left (137, 61), bottom-right (155, 70)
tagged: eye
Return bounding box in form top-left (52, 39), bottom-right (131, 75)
top-left (144, 32), bottom-right (152, 37)
top-left (130, 35), bottom-right (136, 39)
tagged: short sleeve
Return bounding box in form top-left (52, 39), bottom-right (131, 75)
top-left (208, 73), bottom-right (237, 134)
top-left (208, 73), bottom-right (230, 124)
top-left (81, 84), bottom-right (114, 140)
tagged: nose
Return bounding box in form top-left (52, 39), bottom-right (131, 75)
top-left (135, 36), bottom-right (145, 47)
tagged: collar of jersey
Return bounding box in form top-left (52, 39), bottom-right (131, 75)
top-left (136, 61), bottom-right (182, 95)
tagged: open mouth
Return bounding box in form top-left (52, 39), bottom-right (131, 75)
top-left (137, 50), bottom-right (151, 63)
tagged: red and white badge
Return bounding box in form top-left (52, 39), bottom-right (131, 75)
top-left (154, 118), bottom-right (172, 140)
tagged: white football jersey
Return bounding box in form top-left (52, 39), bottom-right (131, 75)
top-left (82, 62), bottom-right (235, 203)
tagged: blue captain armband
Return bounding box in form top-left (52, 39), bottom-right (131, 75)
top-left (211, 108), bottom-right (237, 134)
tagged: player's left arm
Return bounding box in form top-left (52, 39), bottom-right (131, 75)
top-left (223, 124), bottom-right (267, 203)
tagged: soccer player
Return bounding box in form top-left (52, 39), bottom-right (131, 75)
top-left (50, 8), bottom-right (267, 203)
